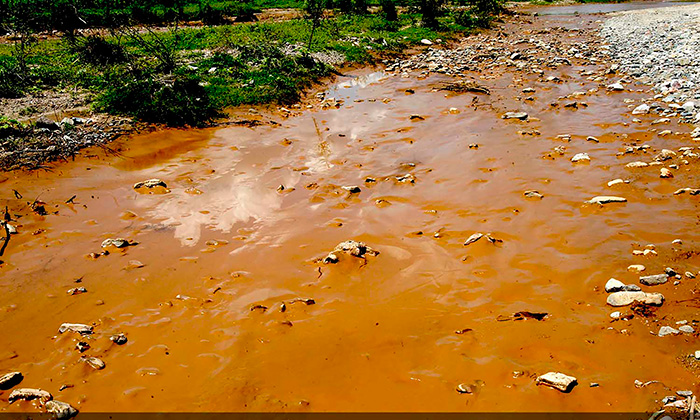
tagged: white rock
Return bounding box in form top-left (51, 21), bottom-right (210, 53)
top-left (58, 323), bottom-right (93, 335)
top-left (679, 325), bottom-right (695, 334)
top-left (608, 179), bottom-right (624, 187)
top-left (420, 39), bottom-right (433, 45)
top-left (632, 104), bottom-right (650, 115)
top-left (571, 153), bottom-right (590, 162)
top-left (658, 326), bottom-right (680, 337)
top-left (607, 83), bottom-right (624, 91)
top-left (8, 388), bottom-right (52, 403)
top-left (605, 278), bottom-right (625, 292)
top-left (587, 196), bottom-right (626, 204)
top-left (536, 372), bottom-right (578, 392)
top-left (626, 161), bottom-right (649, 168)
top-left (607, 291), bottom-right (664, 307)
top-left (628, 264), bottom-right (645, 272)
top-left (610, 311), bottom-right (621, 319)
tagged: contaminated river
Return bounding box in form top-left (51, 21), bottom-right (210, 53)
top-left (1, 3), bottom-right (699, 413)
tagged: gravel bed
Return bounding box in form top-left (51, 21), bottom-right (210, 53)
top-left (601, 3), bottom-right (700, 108)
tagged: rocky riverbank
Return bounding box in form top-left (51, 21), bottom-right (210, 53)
top-left (601, 4), bottom-right (700, 128)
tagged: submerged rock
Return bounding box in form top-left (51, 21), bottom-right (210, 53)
top-left (110, 333), bottom-right (128, 345)
top-left (81, 356), bottom-right (106, 370)
top-left (58, 323), bottom-right (93, 335)
top-left (45, 400), bottom-right (78, 419)
top-left (536, 372), bottom-right (578, 392)
top-left (456, 383), bottom-right (473, 394)
top-left (101, 238), bottom-right (130, 248)
top-left (8, 388), bottom-right (53, 403)
top-left (607, 291), bottom-right (664, 307)
top-left (523, 190), bottom-right (544, 199)
top-left (0, 371), bottom-right (23, 390)
top-left (323, 240), bottom-right (379, 263)
top-left (133, 179), bottom-right (168, 190)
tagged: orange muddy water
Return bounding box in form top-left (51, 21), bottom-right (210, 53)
top-left (1, 5), bottom-right (699, 414)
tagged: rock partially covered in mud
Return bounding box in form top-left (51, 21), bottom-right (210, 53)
top-left (101, 238), bottom-right (132, 248)
top-left (323, 240), bottom-right (379, 263)
top-left (536, 372), bottom-right (578, 392)
top-left (640, 273), bottom-right (669, 286)
top-left (58, 323), bottom-right (93, 335)
top-left (607, 291), bottom-right (664, 307)
top-left (110, 333), bottom-right (128, 345)
top-left (586, 196), bottom-right (627, 205)
top-left (45, 400), bottom-right (79, 419)
top-left (8, 388), bottom-right (53, 403)
top-left (0, 371), bottom-right (23, 390)
top-left (133, 179), bottom-right (168, 190)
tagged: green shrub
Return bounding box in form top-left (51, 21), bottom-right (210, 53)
top-left (0, 116), bottom-right (28, 138)
top-left (70, 35), bottom-right (128, 66)
top-left (0, 58), bottom-right (26, 98)
top-left (96, 71), bottom-right (219, 127)
top-left (452, 8), bottom-right (491, 28)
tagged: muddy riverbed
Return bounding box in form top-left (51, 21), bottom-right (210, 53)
top-left (1, 3), bottom-right (699, 414)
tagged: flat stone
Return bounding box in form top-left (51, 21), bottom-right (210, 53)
top-left (0, 371), bottom-right (23, 390)
top-left (626, 161), bottom-right (649, 168)
top-left (502, 111), bottom-right (528, 120)
top-left (639, 273), bottom-right (669, 286)
top-left (45, 400), bottom-right (78, 419)
top-left (8, 388), bottom-right (53, 403)
top-left (58, 323), bottom-right (93, 335)
top-left (607, 291), bottom-right (664, 307)
top-left (658, 326), bottom-right (680, 337)
top-left (608, 83), bottom-right (624, 91)
top-left (536, 372), bottom-right (578, 392)
top-left (587, 196), bottom-right (627, 204)
top-left (608, 179), bottom-right (625, 187)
